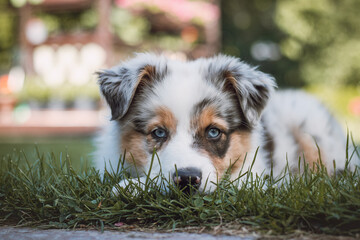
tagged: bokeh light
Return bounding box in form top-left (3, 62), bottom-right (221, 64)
top-left (13, 103), bottom-right (31, 124)
top-left (8, 67), bottom-right (25, 93)
top-left (26, 18), bottom-right (48, 45)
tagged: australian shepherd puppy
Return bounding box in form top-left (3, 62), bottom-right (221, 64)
top-left (94, 53), bottom-right (359, 193)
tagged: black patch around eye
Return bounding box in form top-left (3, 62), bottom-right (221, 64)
top-left (194, 131), bottom-right (230, 159)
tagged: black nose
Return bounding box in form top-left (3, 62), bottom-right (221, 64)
top-left (173, 168), bottom-right (202, 192)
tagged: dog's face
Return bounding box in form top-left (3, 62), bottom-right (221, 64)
top-left (98, 53), bottom-right (275, 192)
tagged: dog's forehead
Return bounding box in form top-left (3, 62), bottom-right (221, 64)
top-left (150, 61), bottom-right (219, 121)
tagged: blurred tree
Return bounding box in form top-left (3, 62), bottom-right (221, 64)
top-left (0, 0), bottom-right (17, 73)
top-left (222, 0), bottom-right (360, 87)
top-left (37, 9), bottom-right (98, 35)
top-left (221, 0), bottom-right (303, 87)
top-left (276, 0), bottom-right (360, 86)
top-left (111, 8), bottom-right (150, 46)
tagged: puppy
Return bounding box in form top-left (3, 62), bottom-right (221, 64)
top-left (94, 53), bottom-right (359, 193)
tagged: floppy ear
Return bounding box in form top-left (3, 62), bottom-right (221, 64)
top-left (205, 55), bottom-right (277, 125)
top-left (97, 53), bottom-right (167, 120)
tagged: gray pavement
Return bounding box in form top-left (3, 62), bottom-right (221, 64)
top-left (0, 226), bottom-right (255, 240)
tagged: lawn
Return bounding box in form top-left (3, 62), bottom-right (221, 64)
top-left (0, 138), bottom-right (359, 237)
top-left (0, 137), bottom-right (94, 171)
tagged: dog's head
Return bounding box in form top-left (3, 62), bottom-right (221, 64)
top-left (98, 53), bottom-right (276, 192)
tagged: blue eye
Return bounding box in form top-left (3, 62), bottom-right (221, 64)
top-left (207, 127), bottom-right (221, 139)
top-left (152, 128), bottom-right (167, 139)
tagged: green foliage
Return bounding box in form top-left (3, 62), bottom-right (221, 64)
top-left (0, 0), bottom-right (17, 72)
top-left (10, 0), bottom-right (43, 8)
top-left (111, 8), bottom-right (150, 46)
top-left (0, 12), bottom-right (15, 49)
top-left (36, 9), bottom-right (98, 34)
top-left (221, 0), bottom-right (303, 87)
top-left (0, 147), bottom-right (360, 235)
top-left (276, 0), bottom-right (360, 86)
top-left (222, 0), bottom-right (360, 87)
top-left (16, 77), bottom-right (100, 104)
top-left (307, 85), bottom-right (360, 118)
top-left (151, 34), bottom-right (191, 51)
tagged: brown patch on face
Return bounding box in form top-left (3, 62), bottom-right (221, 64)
top-left (146, 106), bottom-right (177, 153)
top-left (209, 131), bottom-right (252, 178)
top-left (121, 106), bottom-right (177, 166)
top-left (192, 107), bottom-right (228, 134)
top-left (147, 107), bottom-right (177, 133)
top-left (292, 128), bottom-right (325, 171)
top-left (121, 128), bottom-right (148, 167)
top-left (192, 106), bottom-right (230, 159)
top-left (192, 105), bottom-right (251, 178)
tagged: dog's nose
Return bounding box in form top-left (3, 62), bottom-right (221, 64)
top-left (173, 168), bottom-right (202, 192)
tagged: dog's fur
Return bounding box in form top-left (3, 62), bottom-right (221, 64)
top-left (94, 53), bottom-right (359, 193)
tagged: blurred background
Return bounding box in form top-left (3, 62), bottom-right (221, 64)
top-left (0, 0), bottom-right (359, 168)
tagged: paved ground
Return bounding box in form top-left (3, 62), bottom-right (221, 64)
top-left (0, 227), bottom-right (255, 240)
top-left (1, 226), bottom-right (358, 240)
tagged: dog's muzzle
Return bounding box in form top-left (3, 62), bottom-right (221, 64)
top-left (173, 167), bottom-right (202, 193)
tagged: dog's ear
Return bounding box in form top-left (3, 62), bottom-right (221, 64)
top-left (97, 53), bottom-right (167, 120)
top-left (206, 55), bottom-right (277, 125)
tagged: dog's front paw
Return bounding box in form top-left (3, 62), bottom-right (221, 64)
top-left (112, 179), bottom-right (131, 196)
top-left (112, 177), bottom-right (149, 196)
top-left (111, 176), bottom-right (166, 195)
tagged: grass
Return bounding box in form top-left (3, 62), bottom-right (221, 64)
top-left (0, 137), bottom-right (94, 171)
top-left (0, 139), bottom-right (360, 237)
